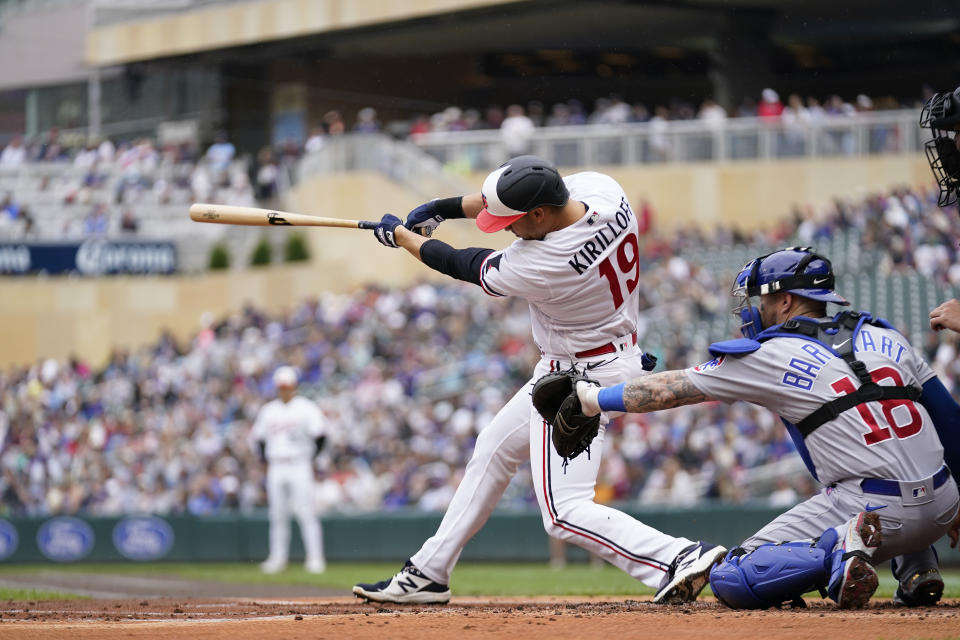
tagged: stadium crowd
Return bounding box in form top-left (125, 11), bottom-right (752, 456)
top-left (0, 132), bottom-right (266, 242)
top-left (0, 86), bottom-right (930, 243)
top-left (801, 187), bottom-right (960, 288)
top-left (0, 86), bottom-right (920, 170)
top-left (0, 277), bottom-right (800, 519)
top-left (2, 184), bottom-right (958, 518)
top-left (406, 90), bottom-right (903, 134)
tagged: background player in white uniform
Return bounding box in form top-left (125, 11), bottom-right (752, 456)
top-left (354, 155), bottom-right (726, 604)
top-left (576, 248), bottom-right (960, 608)
top-left (249, 366), bottom-right (327, 574)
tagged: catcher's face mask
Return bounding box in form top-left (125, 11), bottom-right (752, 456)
top-left (919, 87), bottom-right (960, 208)
top-left (731, 262), bottom-right (763, 339)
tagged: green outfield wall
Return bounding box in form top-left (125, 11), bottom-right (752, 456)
top-left (1, 503), bottom-right (957, 565)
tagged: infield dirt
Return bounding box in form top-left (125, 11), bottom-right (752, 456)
top-left (1, 596), bottom-right (959, 640)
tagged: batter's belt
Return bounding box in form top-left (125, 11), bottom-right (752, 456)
top-left (574, 331), bottom-right (638, 358)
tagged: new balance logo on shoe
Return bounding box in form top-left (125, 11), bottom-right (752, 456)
top-left (396, 575), bottom-right (419, 594)
top-left (353, 560), bottom-right (452, 605)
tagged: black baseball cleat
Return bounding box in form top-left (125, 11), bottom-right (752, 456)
top-left (893, 568), bottom-right (944, 607)
top-left (353, 560), bottom-right (451, 604)
top-left (654, 541), bottom-right (727, 604)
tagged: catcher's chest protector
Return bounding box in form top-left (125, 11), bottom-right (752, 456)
top-left (753, 311), bottom-right (920, 438)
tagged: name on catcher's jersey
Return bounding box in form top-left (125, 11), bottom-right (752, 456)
top-left (684, 323), bottom-right (943, 485)
top-left (250, 396), bottom-right (325, 463)
top-left (478, 172), bottom-right (641, 357)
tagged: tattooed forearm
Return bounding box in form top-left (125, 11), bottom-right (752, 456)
top-left (622, 370), bottom-right (711, 413)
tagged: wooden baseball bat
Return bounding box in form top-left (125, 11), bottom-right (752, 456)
top-left (189, 203), bottom-right (378, 230)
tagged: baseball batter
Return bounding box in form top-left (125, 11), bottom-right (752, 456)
top-left (249, 366), bottom-right (327, 574)
top-left (575, 248), bottom-right (960, 608)
top-left (354, 155), bottom-right (726, 605)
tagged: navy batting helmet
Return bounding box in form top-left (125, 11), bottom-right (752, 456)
top-left (477, 155), bottom-right (569, 233)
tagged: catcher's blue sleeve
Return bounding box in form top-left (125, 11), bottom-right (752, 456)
top-left (597, 384), bottom-right (627, 412)
top-left (919, 376), bottom-right (960, 482)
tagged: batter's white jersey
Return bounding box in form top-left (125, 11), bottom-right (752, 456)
top-left (250, 396), bottom-right (325, 463)
top-left (685, 321), bottom-right (944, 485)
top-left (479, 172), bottom-right (640, 358)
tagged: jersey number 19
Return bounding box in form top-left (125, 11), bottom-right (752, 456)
top-left (598, 232), bottom-right (640, 309)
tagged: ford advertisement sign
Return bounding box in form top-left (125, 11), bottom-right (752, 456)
top-left (112, 516), bottom-right (174, 561)
top-left (0, 519), bottom-right (18, 560)
top-left (37, 517), bottom-right (95, 562)
top-left (0, 240), bottom-right (176, 275)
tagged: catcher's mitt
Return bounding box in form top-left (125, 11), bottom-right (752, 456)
top-left (532, 368), bottom-right (601, 461)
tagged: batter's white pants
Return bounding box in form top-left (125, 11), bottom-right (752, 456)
top-left (411, 347), bottom-right (693, 588)
top-left (266, 460), bottom-right (325, 565)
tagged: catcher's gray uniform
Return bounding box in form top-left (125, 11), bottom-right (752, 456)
top-left (687, 320), bottom-right (959, 578)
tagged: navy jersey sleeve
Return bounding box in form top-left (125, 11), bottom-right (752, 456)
top-left (919, 376), bottom-right (960, 482)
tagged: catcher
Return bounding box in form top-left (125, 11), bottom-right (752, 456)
top-left (536, 248), bottom-right (960, 609)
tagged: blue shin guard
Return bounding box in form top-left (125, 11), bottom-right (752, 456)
top-left (709, 529), bottom-right (838, 609)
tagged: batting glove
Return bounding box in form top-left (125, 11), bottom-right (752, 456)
top-left (404, 197), bottom-right (463, 237)
top-left (374, 214), bottom-right (403, 248)
top-left (404, 201), bottom-right (444, 237)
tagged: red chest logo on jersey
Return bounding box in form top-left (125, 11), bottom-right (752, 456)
top-left (693, 355), bottom-right (725, 372)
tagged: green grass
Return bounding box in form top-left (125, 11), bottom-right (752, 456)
top-left (0, 587), bottom-right (86, 600)
top-left (0, 563), bottom-right (958, 599)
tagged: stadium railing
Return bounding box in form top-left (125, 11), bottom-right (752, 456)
top-left (334, 109), bottom-right (923, 173)
top-left (296, 133), bottom-right (473, 198)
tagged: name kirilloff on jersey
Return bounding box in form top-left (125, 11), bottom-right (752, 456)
top-left (568, 197), bottom-right (639, 309)
top-left (567, 197), bottom-right (635, 275)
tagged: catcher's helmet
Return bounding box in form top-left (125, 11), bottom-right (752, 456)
top-left (477, 155), bottom-right (569, 233)
top-left (732, 247), bottom-right (849, 338)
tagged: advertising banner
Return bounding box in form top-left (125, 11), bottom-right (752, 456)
top-left (0, 239), bottom-right (177, 275)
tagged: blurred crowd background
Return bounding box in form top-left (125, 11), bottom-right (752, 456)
top-left (0, 86), bottom-right (932, 243)
top-left (0, 280), bottom-right (816, 518)
top-left (1, 0), bottom-right (958, 531)
top-left (3, 180), bottom-right (958, 519)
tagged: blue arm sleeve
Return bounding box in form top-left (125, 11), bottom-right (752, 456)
top-left (597, 384), bottom-right (627, 412)
top-left (920, 376), bottom-right (960, 482)
top-left (420, 239), bottom-right (493, 286)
